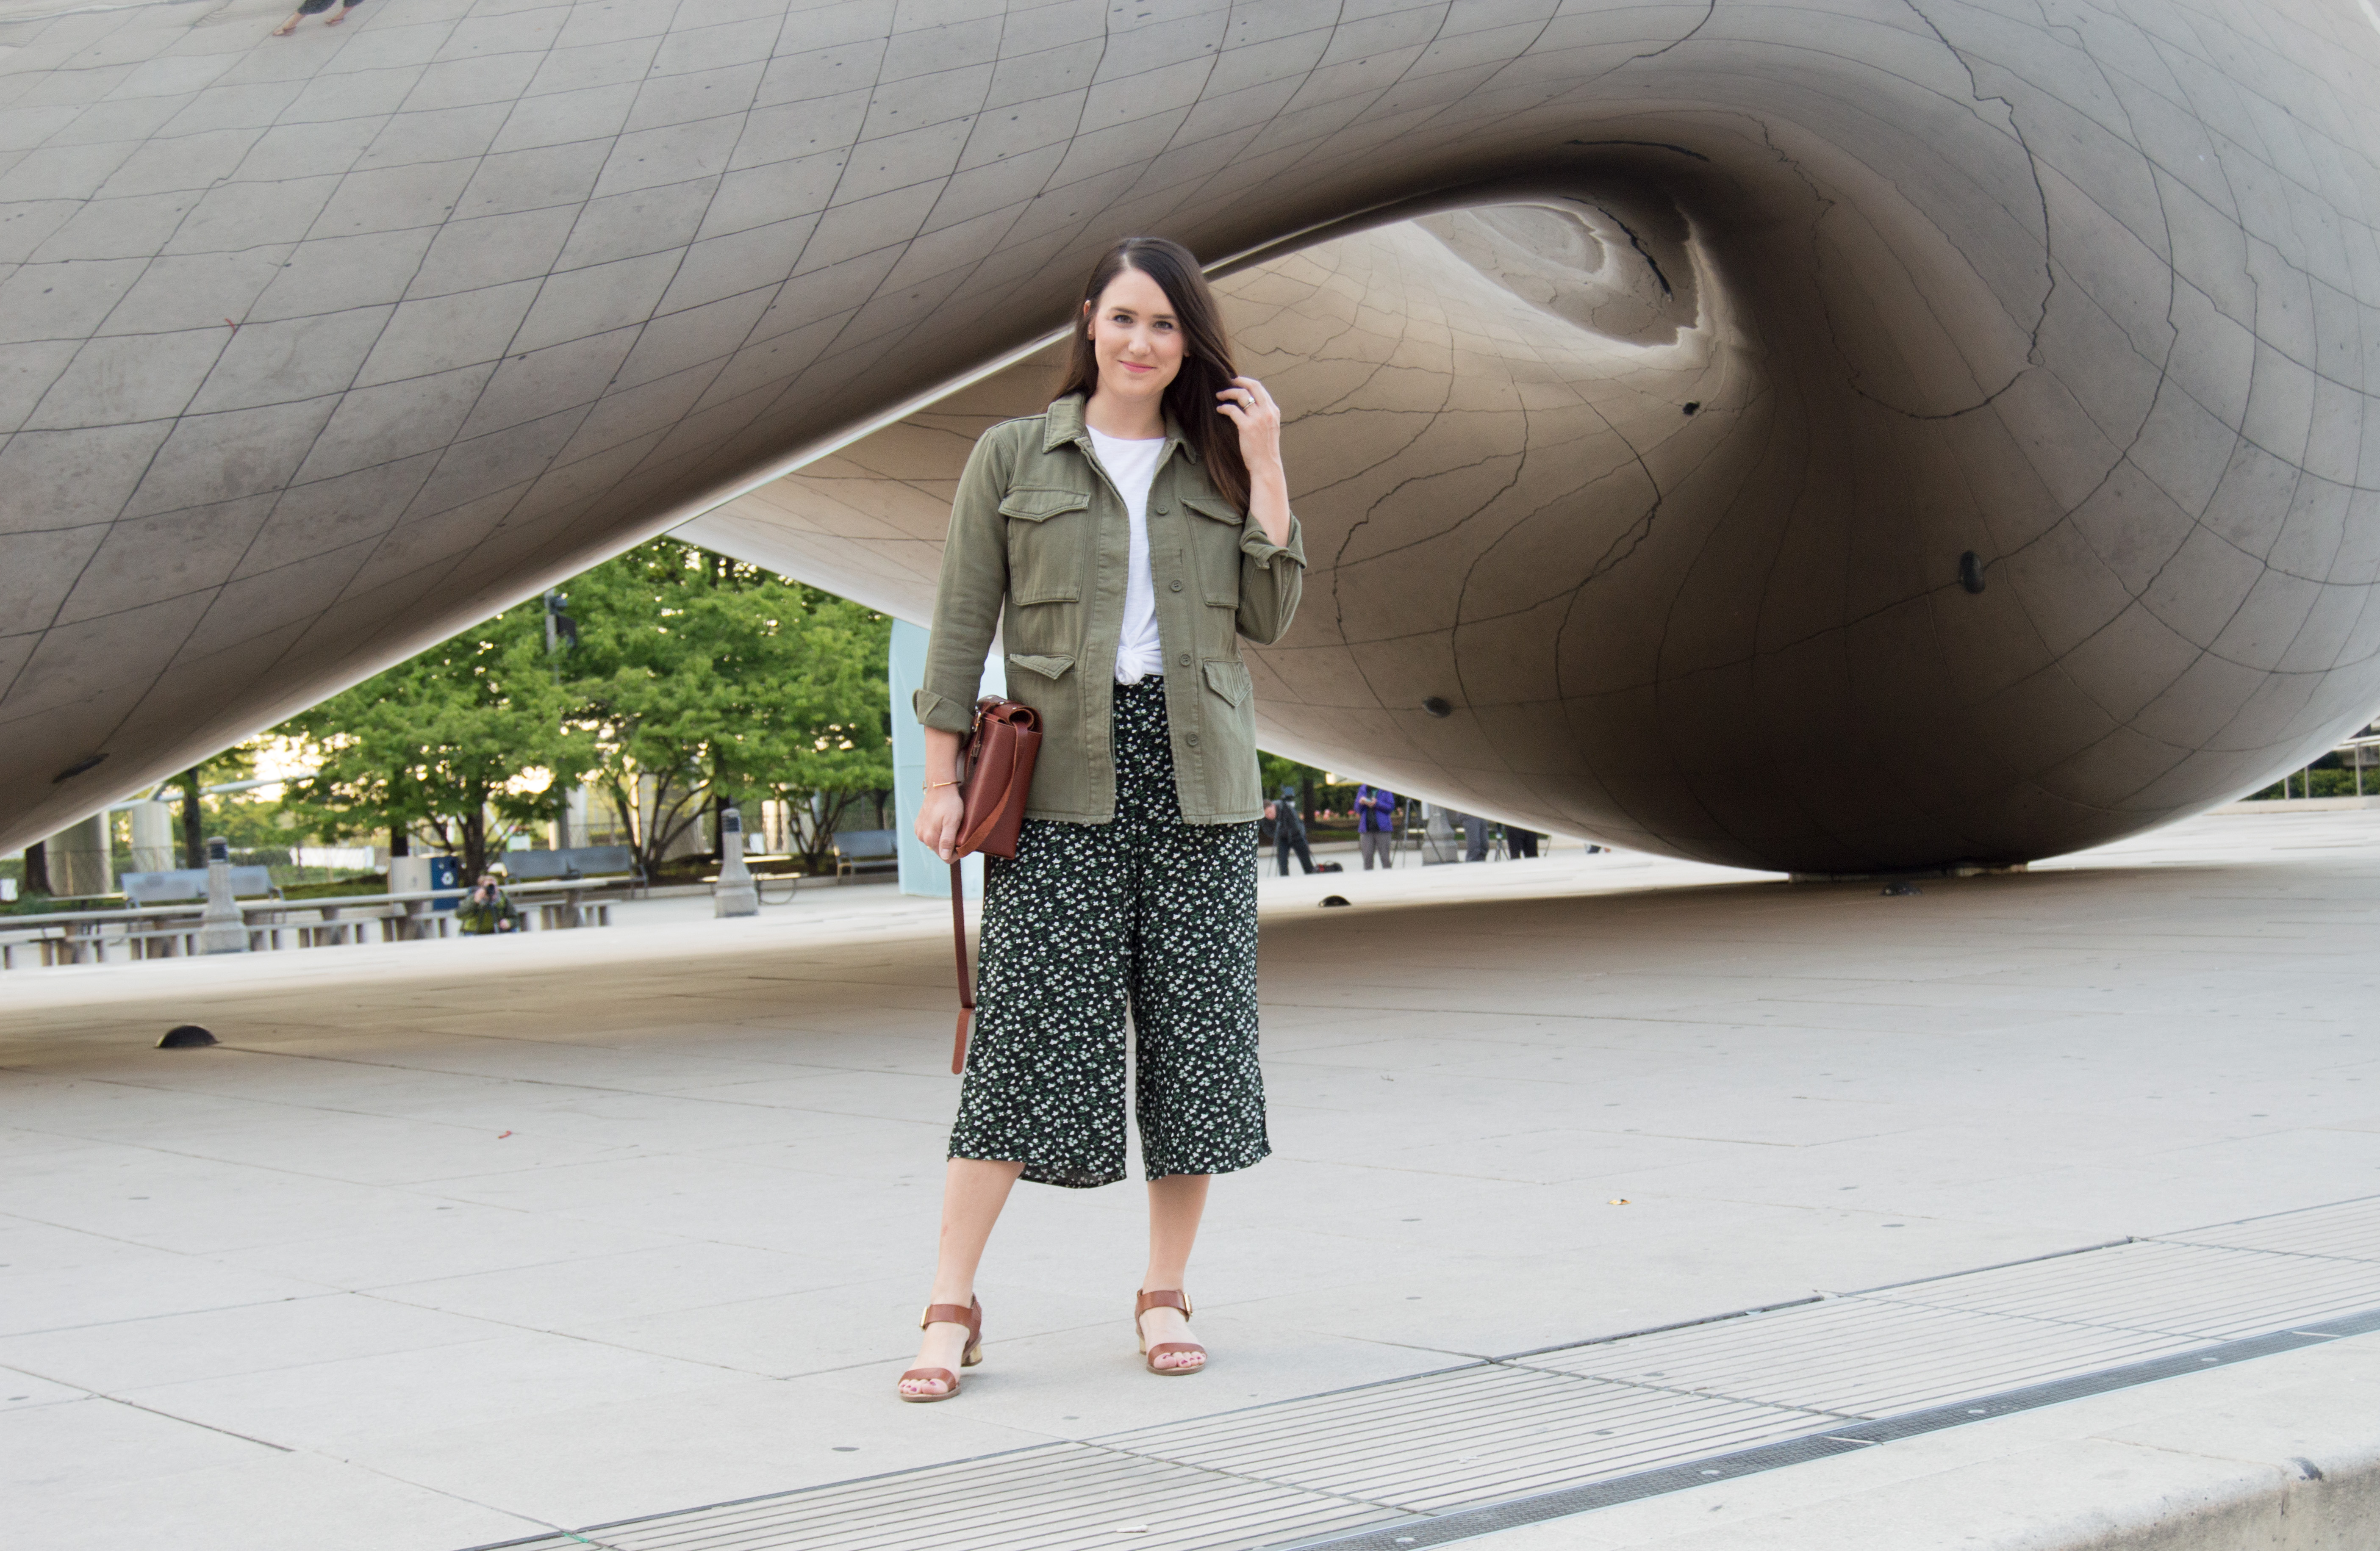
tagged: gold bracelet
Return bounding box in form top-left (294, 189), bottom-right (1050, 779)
top-left (925, 779), bottom-right (960, 790)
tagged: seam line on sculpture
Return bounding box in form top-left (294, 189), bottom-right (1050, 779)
top-left (154, 22), bottom-right (601, 729)
top-left (2036, 41), bottom-right (2314, 777)
top-left (1636, 333), bottom-right (1786, 851)
top-left (738, 12), bottom-right (1029, 425)
top-left (1172, 1), bottom-right (1451, 219)
top-left (1131, 2), bottom-right (1233, 174)
top-left (208, 27), bottom-right (585, 580)
top-left (1157, 3), bottom-right (1380, 232)
top-left (645, 7), bottom-right (1120, 519)
top-left (333, 52), bottom-right (748, 582)
top-left (1914, 2), bottom-right (2188, 837)
top-left (1843, 0), bottom-right (2054, 424)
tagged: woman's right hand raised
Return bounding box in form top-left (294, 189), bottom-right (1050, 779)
top-left (917, 784), bottom-right (966, 862)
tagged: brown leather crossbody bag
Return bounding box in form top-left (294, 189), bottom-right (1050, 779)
top-left (946, 696), bottom-right (1041, 1073)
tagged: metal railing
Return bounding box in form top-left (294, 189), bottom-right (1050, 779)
top-left (2261, 724), bottom-right (2380, 801)
top-left (0, 876), bottom-right (636, 969)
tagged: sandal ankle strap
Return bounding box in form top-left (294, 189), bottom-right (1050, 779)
top-left (1135, 1288), bottom-right (1193, 1319)
top-left (921, 1297), bottom-right (980, 1330)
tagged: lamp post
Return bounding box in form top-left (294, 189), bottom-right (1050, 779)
top-left (196, 836), bottom-right (248, 954)
top-left (713, 806), bottom-right (757, 918)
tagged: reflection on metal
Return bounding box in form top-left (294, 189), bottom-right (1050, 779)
top-left (0, 3), bottom-right (2376, 874)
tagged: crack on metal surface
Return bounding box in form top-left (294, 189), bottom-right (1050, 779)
top-left (1563, 138), bottom-right (1712, 162)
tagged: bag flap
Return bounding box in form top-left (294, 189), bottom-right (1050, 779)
top-left (1008, 653), bottom-right (1074, 680)
top-left (957, 695), bottom-right (1045, 859)
top-left (1202, 658), bottom-right (1249, 707)
top-left (1182, 493), bottom-right (1243, 523)
top-left (999, 487), bottom-right (1091, 521)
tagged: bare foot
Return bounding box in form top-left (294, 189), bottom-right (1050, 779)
top-left (324, 8), bottom-right (349, 23)
top-left (898, 1317), bottom-right (972, 1398)
top-left (1137, 1303), bottom-right (1204, 1371)
top-left (271, 16), bottom-right (298, 34)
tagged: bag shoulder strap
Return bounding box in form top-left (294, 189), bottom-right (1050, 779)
top-left (949, 859), bottom-right (972, 1075)
top-left (949, 698), bottom-right (981, 1075)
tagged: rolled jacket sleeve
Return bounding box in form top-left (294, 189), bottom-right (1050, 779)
top-left (914, 426), bottom-right (1015, 733)
top-left (1235, 509), bottom-right (1306, 645)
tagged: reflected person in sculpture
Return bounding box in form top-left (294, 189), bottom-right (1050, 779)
top-left (901, 238), bottom-right (1305, 1401)
top-left (272, 0), bottom-right (364, 35)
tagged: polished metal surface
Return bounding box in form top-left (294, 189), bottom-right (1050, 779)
top-left (465, 1194), bottom-right (2380, 1551)
top-left (4, 1), bottom-right (2379, 871)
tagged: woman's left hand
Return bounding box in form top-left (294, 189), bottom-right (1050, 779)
top-left (1216, 376), bottom-right (1282, 472)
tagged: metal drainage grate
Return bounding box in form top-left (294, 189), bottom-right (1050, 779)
top-left (480, 1445), bottom-right (1395, 1551)
top-left (1517, 1295), bottom-right (2215, 1417)
top-left (2158, 1194), bottom-right (2380, 1263)
top-left (1105, 1363), bottom-right (1825, 1514)
top-left (471, 1193), bottom-right (2380, 1551)
top-left (1854, 1237), bottom-right (2380, 1340)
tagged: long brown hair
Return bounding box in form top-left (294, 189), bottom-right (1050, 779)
top-left (1055, 236), bottom-right (1248, 510)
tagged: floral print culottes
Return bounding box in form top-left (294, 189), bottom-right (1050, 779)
top-left (949, 676), bottom-right (1269, 1188)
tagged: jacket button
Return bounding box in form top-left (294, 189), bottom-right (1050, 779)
top-left (1168, 579), bottom-right (1183, 592)
top-left (1154, 504), bottom-right (1169, 515)
top-left (1176, 652), bottom-right (1191, 667)
top-left (1186, 734), bottom-right (1199, 747)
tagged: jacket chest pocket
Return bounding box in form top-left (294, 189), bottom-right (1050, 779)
top-left (1182, 493), bottom-right (1244, 607)
top-left (1002, 487), bottom-right (1090, 607)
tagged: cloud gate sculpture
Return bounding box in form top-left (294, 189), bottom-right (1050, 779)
top-left (3, 0), bottom-right (2377, 873)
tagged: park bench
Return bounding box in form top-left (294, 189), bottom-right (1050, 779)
top-left (119, 867), bottom-right (276, 906)
top-left (832, 829), bottom-right (899, 881)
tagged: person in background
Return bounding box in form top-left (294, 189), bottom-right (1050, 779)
top-left (1269, 784), bottom-right (1314, 876)
top-left (458, 869), bottom-right (517, 934)
top-left (274, 0), bottom-right (362, 35)
top-left (1354, 783), bottom-right (1398, 870)
top-left (1508, 827), bottom-right (1540, 859)
top-left (1462, 811), bottom-right (1490, 862)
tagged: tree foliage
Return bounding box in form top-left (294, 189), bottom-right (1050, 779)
top-left (279, 598), bottom-right (594, 878)
top-left (566, 544), bottom-right (891, 875)
top-left (274, 543), bottom-right (892, 879)
top-left (172, 745), bottom-right (260, 868)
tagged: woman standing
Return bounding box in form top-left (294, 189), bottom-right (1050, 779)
top-left (900, 237), bottom-right (1303, 1401)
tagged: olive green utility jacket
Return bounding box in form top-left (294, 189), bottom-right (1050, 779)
top-left (915, 394), bottom-right (1306, 825)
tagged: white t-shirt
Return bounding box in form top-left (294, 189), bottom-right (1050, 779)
top-left (1088, 427), bottom-right (1167, 684)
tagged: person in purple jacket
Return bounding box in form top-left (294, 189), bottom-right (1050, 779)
top-left (1354, 784), bottom-right (1398, 870)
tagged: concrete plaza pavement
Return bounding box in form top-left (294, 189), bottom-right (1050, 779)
top-left (3, 812), bottom-right (2377, 1549)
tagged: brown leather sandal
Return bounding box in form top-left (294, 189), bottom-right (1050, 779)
top-left (1135, 1289), bottom-right (1205, 1376)
top-left (896, 1296), bottom-right (983, 1402)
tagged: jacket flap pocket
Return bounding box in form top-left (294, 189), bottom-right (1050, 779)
top-left (1013, 581), bottom-right (1080, 605)
top-left (1009, 653), bottom-right (1075, 681)
top-left (1182, 493), bottom-right (1243, 523)
top-left (999, 487), bottom-right (1090, 521)
top-left (1202, 658), bottom-right (1249, 707)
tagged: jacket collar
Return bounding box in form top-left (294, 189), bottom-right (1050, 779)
top-left (1044, 393), bottom-right (1200, 464)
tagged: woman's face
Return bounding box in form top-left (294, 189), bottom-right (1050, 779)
top-left (1084, 264), bottom-right (1184, 409)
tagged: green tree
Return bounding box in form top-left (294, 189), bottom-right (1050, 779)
top-left (564, 543), bottom-right (892, 876)
top-left (279, 598), bottom-right (594, 878)
top-left (169, 745), bottom-right (259, 867)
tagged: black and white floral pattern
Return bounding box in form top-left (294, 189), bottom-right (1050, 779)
top-left (949, 676), bottom-right (1268, 1188)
